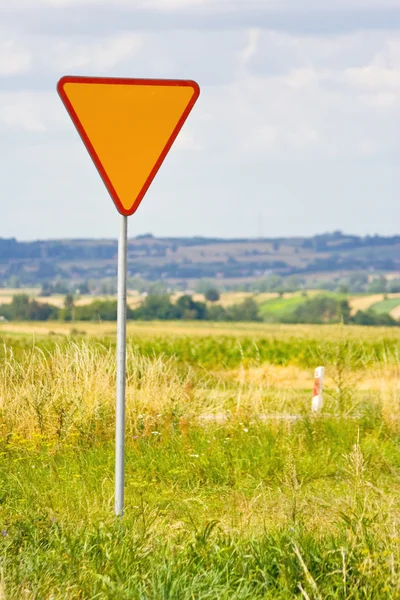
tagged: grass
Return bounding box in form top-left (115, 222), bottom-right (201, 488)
top-left (259, 294), bottom-right (308, 320)
top-left (2, 322), bottom-right (400, 369)
top-left (1, 323), bottom-right (400, 597)
top-left (6, 318), bottom-right (400, 339)
top-left (370, 297), bottom-right (400, 315)
top-left (258, 292), bottom-right (348, 321)
top-left (3, 433), bottom-right (400, 598)
top-left (348, 294), bottom-right (385, 314)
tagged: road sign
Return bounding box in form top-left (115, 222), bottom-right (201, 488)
top-left (57, 75), bottom-right (200, 517)
top-left (57, 76), bottom-right (200, 216)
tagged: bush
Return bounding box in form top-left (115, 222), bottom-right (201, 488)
top-left (175, 295), bottom-right (207, 320)
top-left (352, 310), bottom-right (398, 327)
top-left (74, 300), bottom-right (135, 321)
top-left (134, 295), bottom-right (180, 320)
top-left (207, 305), bottom-right (229, 321)
top-left (0, 295), bottom-right (59, 321)
top-left (205, 288), bottom-right (220, 302)
top-left (284, 297), bottom-right (351, 324)
top-left (226, 298), bottom-right (262, 322)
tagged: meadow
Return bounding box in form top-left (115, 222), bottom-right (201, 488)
top-left (1, 321), bottom-right (400, 598)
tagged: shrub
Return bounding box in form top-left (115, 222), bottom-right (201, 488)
top-left (205, 288), bottom-right (220, 302)
top-left (284, 296), bottom-right (351, 324)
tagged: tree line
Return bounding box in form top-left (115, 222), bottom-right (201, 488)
top-left (281, 296), bottom-right (399, 327)
top-left (0, 294), bottom-right (262, 323)
top-left (0, 293), bottom-right (398, 327)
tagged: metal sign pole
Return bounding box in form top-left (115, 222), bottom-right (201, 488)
top-left (58, 76), bottom-right (199, 516)
top-left (115, 214), bottom-right (128, 516)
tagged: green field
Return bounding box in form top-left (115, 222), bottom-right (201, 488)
top-left (371, 297), bottom-right (400, 315)
top-left (1, 322), bottom-right (400, 598)
top-left (258, 292), bottom-right (347, 321)
top-left (259, 294), bottom-right (308, 319)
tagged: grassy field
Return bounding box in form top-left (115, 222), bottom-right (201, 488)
top-left (258, 292), bottom-right (400, 320)
top-left (1, 322), bottom-right (400, 598)
top-left (258, 294), bottom-right (309, 320)
top-left (348, 294), bottom-right (384, 314)
top-left (370, 296), bottom-right (400, 315)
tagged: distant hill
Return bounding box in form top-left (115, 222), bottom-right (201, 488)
top-left (1, 231), bottom-right (400, 286)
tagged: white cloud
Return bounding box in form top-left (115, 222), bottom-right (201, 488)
top-left (173, 128), bottom-right (201, 150)
top-left (361, 92), bottom-right (397, 108)
top-left (2, 0), bottom-right (399, 39)
top-left (343, 36), bottom-right (400, 91)
top-left (0, 39), bottom-right (31, 75)
top-left (50, 34), bottom-right (141, 72)
top-left (239, 28), bottom-right (261, 67)
top-left (283, 68), bottom-right (319, 90)
top-left (0, 98), bottom-right (46, 132)
top-left (0, 0), bottom-right (399, 239)
top-left (242, 123), bottom-right (318, 153)
top-left (345, 66), bottom-right (400, 90)
top-left (0, 93), bottom-right (62, 132)
top-left (357, 138), bottom-right (381, 156)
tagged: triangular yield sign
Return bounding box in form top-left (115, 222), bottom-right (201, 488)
top-left (57, 76), bottom-right (200, 216)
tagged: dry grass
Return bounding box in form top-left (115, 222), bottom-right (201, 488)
top-left (349, 294), bottom-right (385, 313)
top-left (1, 335), bottom-right (400, 443)
top-left (391, 305), bottom-right (400, 320)
top-left (0, 288), bottom-right (38, 297)
top-left (0, 342), bottom-right (200, 442)
top-left (348, 293), bottom-right (400, 316)
top-left (3, 319), bottom-right (400, 342)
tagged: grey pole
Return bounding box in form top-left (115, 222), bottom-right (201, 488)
top-left (115, 214), bottom-right (128, 516)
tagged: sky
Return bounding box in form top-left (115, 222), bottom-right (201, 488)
top-left (1, 0), bottom-right (399, 240)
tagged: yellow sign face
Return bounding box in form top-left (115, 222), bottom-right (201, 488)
top-left (57, 76), bottom-right (200, 216)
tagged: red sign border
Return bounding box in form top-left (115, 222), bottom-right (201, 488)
top-left (57, 76), bottom-right (200, 216)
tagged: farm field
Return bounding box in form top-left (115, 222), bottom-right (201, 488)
top-left (370, 295), bottom-right (400, 315)
top-left (1, 321), bottom-right (400, 598)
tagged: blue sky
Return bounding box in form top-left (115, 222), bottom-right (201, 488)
top-left (1, 0), bottom-right (399, 240)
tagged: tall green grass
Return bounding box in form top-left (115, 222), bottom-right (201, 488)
top-left (1, 331), bottom-right (400, 369)
top-left (1, 330), bottom-right (400, 597)
top-left (2, 420), bottom-right (400, 598)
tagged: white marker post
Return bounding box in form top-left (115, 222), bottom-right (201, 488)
top-left (115, 215), bottom-right (128, 516)
top-left (312, 366), bottom-right (324, 413)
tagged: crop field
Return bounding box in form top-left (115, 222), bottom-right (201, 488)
top-left (1, 321), bottom-right (400, 598)
top-left (370, 296), bottom-right (400, 316)
top-left (349, 294), bottom-right (385, 314)
top-left (258, 293), bottom-right (320, 320)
